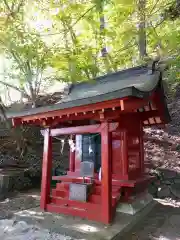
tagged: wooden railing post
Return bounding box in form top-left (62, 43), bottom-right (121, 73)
top-left (40, 128), bottom-right (52, 210)
top-left (101, 122), bottom-right (112, 224)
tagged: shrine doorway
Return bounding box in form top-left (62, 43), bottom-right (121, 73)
top-left (81, 134), bottom-right (101, 173)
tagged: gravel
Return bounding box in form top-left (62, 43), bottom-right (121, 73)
top-left (121, 198), bottom-right (180, 240)
top-left (0, 190), bottom-right (85, 240)
top-left (0, 219), bottom-right (81, 240)
top-left (0, 190), bottom-right (40, 219)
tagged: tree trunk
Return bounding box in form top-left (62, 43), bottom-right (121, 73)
top-left (98, 1), bottom-right (113, 72)
top-left (100, 13), bottom-right (107, 57)
top-left (138, 0), bottom-right (147, 60)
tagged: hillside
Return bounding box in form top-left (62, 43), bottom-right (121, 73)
top-left (145, 87), bottom-right (180, 199)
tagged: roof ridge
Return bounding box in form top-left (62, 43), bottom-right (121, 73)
top-left (71, 64), bottom-right (148, 89)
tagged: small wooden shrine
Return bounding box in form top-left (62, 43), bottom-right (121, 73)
top-left (9, 64), bottom-right (170, 224)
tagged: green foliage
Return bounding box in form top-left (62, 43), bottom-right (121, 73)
top-left (0, 0), bottom-right (55, 105)
top-left (0, 0), bottom-right (180, 103)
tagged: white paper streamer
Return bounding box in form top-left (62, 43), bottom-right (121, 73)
top-left (60, 139), bottom-right (65, 154)
top-left (68, 139), bottom-right (76, 152)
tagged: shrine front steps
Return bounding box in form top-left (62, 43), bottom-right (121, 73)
top-left (46, 182), bottom-right (121, 222)
top-left (52, 175), bottom-right (153, 188)
top-left (55, 182), bottom-right (121, 195)
top-left (51, 182), bottom-right (121, 207)
top-left (51, 189), bottom-right (120, 206)
top-left (46, 203), bottom-right (103, 222)
top-left (49, 181), bottom-right (122, 223)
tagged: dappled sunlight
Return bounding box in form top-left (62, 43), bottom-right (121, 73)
top-left (151, 233), bottom-right (180, 240)
top-left (64, 223), bottom-right (100, 233)
top-left (15, 210), bottom-right (45, 220)
top-left (154, 199), bottom-right (180, 208)
top-left (15, 208), bottom-right (65, 221)
top-left (0, 219), bottom-right (77, 239)
top-left (26, 194), bottom-right (40, 200)
top-left (122, 200), bottom-right (180, 240)
top-left (0, 198), bottom-right (10, 203)
top-left (152, 237), bottom-right (175, 240)
top-left (24, 210), bottom-right (43, 215)
top-left (53, 214), bottom-right (65, 220)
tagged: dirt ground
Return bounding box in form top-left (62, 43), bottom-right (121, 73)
top-left (121, 198), bottom-right (180, 240)
top-left (0, 189), bottom-right (80, 239)
top-left (1, 190), bottom-right (180, 240)
top-left (0, 189), bottom-right (40, 219)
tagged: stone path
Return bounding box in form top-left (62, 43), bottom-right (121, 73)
top-left (121, 198), bottom-right (180, 240)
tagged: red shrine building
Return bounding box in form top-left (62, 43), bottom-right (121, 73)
top-left (9, 64), bottom-right (170, 224)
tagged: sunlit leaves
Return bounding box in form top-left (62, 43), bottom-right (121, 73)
top-left (0, 0), bottom-right (180, 96)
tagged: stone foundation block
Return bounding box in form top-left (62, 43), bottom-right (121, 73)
top-left (116, 192), bottom-right (153, 215)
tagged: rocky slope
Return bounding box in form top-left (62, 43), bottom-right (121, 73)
top-left (146, 88), bottom-right (180, 199)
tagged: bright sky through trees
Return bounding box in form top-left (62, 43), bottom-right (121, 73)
top-left (0, 0), bottom-right (178, 106)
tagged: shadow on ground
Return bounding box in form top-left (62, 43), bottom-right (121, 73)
top-left (0, 189), bottom-right (40, 219)
top-left (121, 199), bottom-right (180, 240)
top-left (1, 188), bottom-right (180, 240)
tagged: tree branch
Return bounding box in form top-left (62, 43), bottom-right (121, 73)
top-left (3, 0), bottom-right (11, 12)
top-left (149, 2), bottom-right (173, 17)
top-left (15, 0), bottom-right (24, 14)
top-left (72, 5), bottom-right (96, 29)
top-left (17, 5), bottom-right (96, 37)
top-left (35, 71), bottom-right (43, 96)
top-left (0, 80), bottom-right (29, 99)
top-left (149, 21), bottom-right (164, 50)
top-left (10, 50), bottom-right (26, 74)
top-left (151, 17), bottom-right (167, 30)
top-left (149, 0), bottom-right (161, 15)
top-left (3, 0), bottom-right (24, 21)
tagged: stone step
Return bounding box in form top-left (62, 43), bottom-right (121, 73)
top-left (46, 203), bottom-right (102, 222)
top-left (54, 183), bottom-right (121, 197)
top-left (50, 197), bottom-right (101, 211)
top-left (56, 182), bottom-right (70, 190)
top-left (52, 188), bottom-right (119, 206)
top-left (52, 189), bottom-right (69, 198)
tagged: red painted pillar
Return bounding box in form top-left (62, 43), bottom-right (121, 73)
top-left (101, 122), bottom-right (112, 224)
top-left (69, 135), bottom-right (75, 172)
top-left (121, 130), bottom-right (129, 180)
top-left (40, 128), bottom-right (52, 210)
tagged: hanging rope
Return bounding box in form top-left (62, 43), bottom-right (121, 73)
top-left (42, 123), bottom-right (108, 154)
